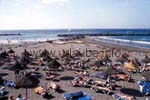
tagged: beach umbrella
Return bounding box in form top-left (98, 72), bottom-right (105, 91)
top-left (59, 49), bottom-right (66, 58)
top-left (40, 49), bottom-right (50, 57)
top-left (10, 61), bottom-right (26, 70)
top-left (16, 73), bottom-right (40, 88)
top-left (142, 71), bottom-right (150, 81)
top-left (72, 50), bottom-right (82, 57)
top-left (16, 73), bottom-right (39, 100)
top-left (133, 58), bottom-right (141, 66)
top-left (42, 55), bottom-right (53, 62)
top-left (142, 55), bottom-right (150, 63)
top-left (48, 60), bottom-right (61, 69)
top-left (0, 76), bottom-right (4, 85)
top-left (22, 49), bottom-right (32, 57)
top-left (7, 49), bottom-right (15, 54)
top-left (63, 57), bottom-right (71, 65)
top-left (20, 52), bottom-right (32, 66)
top-left (21, 56), bottom-right (30, 64)
top-left (101, 56), bottom-right (112, 64)
top-left (95, 60), bottom-right (104, 67)
top-left (115, 54), bottom-right (128, 64)
top-left (122, 53), bottom-right (129, 58)
top-left (103, 67), bottom-right (119, 75)
top-left (0, 51), bottom-right (9, 59)
top-left (124, 61), bottom-right (139, 71)
top-left (115, 56), bottom-right (128, 63)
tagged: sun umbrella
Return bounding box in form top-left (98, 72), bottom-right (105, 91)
top-left (133, 58), bottom-right (141, 66)
top-left (16, 74), bottom-right (39, 88)
top-left (48, 60), bottom-right (61, 69)
top-left (124, 61), bottom-right (139, 71)
top-left (16, 73), bottom-right (39, 100)
top-left (103, 67), bottom-right (119, 75)
top-left (115, 54), bottom-right (128, 64)
top-left (22, 49), bottom-right (32, 57)
top-left (0, 51), bottom-right (9, 59)
top-left (95, 60), bottom-right (104, 67)
top-left (101, 56), bottom-right (112, 64)
top-left (40, 49), bottom-right (50, 57)
top-left (10, 61), bottom-right (26, 70)
top-left (142, 55), bottom-right (150, 63)
top-left (7, 49), bottom-right (15, 54)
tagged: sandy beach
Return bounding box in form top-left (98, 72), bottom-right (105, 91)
top-left (0, 38), bottom-right (150, 100)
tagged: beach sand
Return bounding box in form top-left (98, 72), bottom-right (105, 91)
top-left (0, 38), bottom-right (150, 100)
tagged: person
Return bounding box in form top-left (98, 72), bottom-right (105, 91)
top-left (16, 94), bottom-right (25, 100)
top-left (9, 94), bottom-right (15, 100)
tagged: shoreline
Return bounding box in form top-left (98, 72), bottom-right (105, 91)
top-left (0, 37), bottom-right (150, 53)
top-left (83, 37), bottom-right (150, 53)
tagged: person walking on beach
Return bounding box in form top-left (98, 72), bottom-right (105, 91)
top-left (9, 94), bottom-right (15, 100)
top-left (16, 94), bottom-right (25, 100)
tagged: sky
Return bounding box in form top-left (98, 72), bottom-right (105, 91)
top-left (0, 0), bottom-right (150, 30)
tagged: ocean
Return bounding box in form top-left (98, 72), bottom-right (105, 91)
top-left (0, 29), bottom-right (150, 48)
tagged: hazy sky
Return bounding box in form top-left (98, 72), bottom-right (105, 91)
top-left (0, 0), bottom-right (150, 29)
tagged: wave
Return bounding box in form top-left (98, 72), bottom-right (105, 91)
top-left (91, 36), bottom-right (150, 49)
top-left (98, 36), bottom-right (150, 44)
top-left (0, 37), bottom-right (58, 44)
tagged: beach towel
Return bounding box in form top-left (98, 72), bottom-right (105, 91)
top-left (3, 80), bottom-right (16, 87)
top-left (78, 95), bottom-right (93, 100)
top-left (64, 91), bottom-right (84, 100)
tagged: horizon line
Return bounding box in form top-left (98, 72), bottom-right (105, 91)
top-left (0, 28), bottom-right (150, 31)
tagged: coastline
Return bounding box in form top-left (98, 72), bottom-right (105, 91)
top-left (84, 37), bottom-right (150, 53)
top-left (0, 37), bottom-right (150, 54)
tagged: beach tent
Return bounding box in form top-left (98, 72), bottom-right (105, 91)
top-left (124, 61), bottom-right (138, 71)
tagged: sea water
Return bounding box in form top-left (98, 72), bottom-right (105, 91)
top-left (0, 29), bottom-right (150, 48)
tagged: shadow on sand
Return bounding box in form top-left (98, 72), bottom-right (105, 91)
top-left (120, 88), bottom-right (143, 97)
top-left (0, 72), bottom-right (8, 77)
top-left (60, 76), bottom-right (74, 81)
